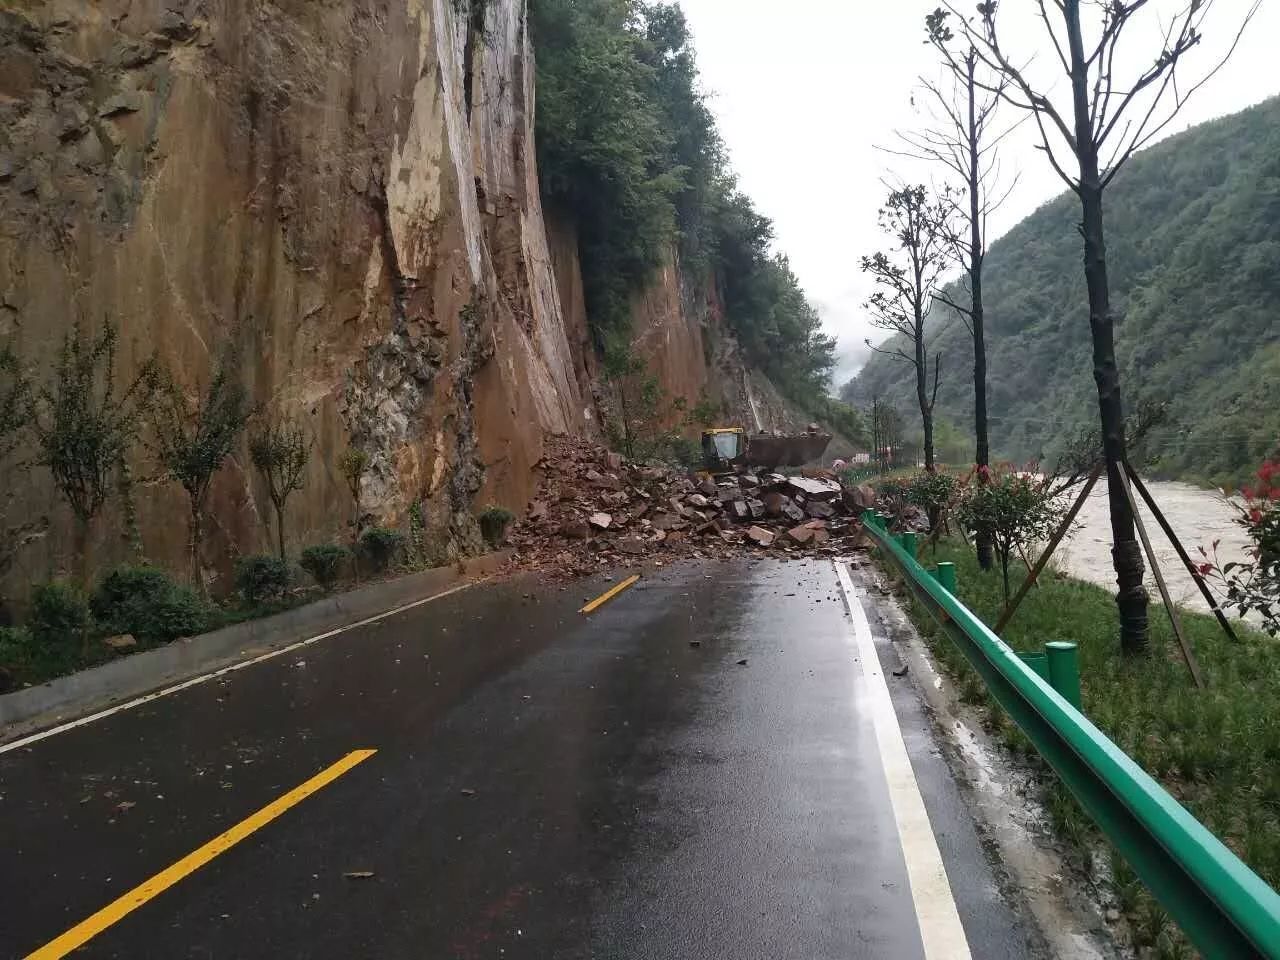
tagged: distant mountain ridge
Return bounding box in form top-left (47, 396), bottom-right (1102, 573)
top-left (845, 95), bottom-right (1280, 485)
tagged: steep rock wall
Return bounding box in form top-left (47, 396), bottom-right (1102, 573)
top-left (577, 233), bottom-right (861, 460)
top-left (0, 0), bottom-right (584, 596)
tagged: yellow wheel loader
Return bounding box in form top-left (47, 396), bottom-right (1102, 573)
top-left (699, 424), bottom-right (832, 477)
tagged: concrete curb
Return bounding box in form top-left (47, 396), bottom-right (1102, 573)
top-left (0, 550), bottom-right (512, 739)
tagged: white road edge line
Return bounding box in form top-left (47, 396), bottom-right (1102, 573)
top-left (0, 581), bottom-right (478, 756)
top-left (835, 560), bottom-right (972, 960)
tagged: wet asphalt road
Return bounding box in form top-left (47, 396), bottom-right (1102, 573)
top-left (0, 558), bottom-right (1037, 958)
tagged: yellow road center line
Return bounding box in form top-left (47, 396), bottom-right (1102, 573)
top-left (579, 574), bottom-right (640, 614)
top-left (25, 749), bottom-right (377, 960)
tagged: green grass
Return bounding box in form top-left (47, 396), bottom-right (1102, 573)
top-left (888, 538), bottom-right (1280, 957)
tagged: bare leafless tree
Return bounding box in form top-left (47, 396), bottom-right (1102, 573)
top-left (940, 0), bottom-right (1258, 653)
top-left (885, 14), bottom-right (1020, 567)
top-left (862, 184), bottom-right (956, 472)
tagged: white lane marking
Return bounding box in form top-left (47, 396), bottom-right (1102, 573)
top-left (1, 581), bottom-right (478, 756)
top-left (835, 560), bottom-right (972, 960)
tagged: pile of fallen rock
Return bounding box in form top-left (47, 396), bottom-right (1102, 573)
top-left (506, 438), bottom-right (876, 575)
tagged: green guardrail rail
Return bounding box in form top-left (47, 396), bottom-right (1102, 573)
top-left (860, 512), bottom-right (1280, 959)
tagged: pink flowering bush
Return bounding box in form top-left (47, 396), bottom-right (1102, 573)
top-left (1201, 459), bottom-right (1280, 636)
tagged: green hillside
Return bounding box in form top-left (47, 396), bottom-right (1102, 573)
top-left (845, 96), bottom-right (1280, 486)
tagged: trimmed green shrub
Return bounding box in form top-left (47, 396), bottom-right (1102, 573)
top-left (300, 544), bottom-right (349, 592)
top-left (0, 626), bottom-right (30, 690)
top-left (234, 555), bottom-right (290, 605)
top-left (90, 565), bottom-right (209, 644)
top-left (28, 582), bottom-right (89, 669)
top-left (478, 506), bottom-right (515, 548)
top-left (360, 527), bottom-right (404, 573)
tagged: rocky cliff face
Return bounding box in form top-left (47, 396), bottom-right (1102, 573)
top-left (0, 0), bottom-right (588, 594)
top-left (0, 0), bottom-right (844, 601)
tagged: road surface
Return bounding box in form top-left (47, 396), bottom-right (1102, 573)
top-left (1, 558), bottom-right (1042, 959)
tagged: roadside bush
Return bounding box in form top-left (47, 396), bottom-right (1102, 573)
top-left (955, 467), bottom-right (1064, 603)
top-left (28, 582), bottom-right (89, 668)
top-left (360, 526), bottom-right (404, 573)
top-left (0, 626), bottom-right (30, 690)
top-left (234, 555), bottom-right (290, 605)
top-left (478, 507), bottom-right (515, 549)
top-left (300, 544), bottom-right (349, 592)
top-left (90, 565), bottom-right (209, 644)
top-left (875, 476), bottom-right (910, 502)
top-left (1203, 458), bottom-right (1280, 636)
top-left (904, 470), bottom-right (961, 533)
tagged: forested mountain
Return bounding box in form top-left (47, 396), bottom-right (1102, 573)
top-left (846, 96), bottom-right (1280, 486)
top-left (530, 0), bottom-right (862, 438)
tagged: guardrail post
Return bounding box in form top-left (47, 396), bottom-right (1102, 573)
top-left (1045, 641), bottom-right (1082, 709)
top-left (897, 531), bottom-right (918, 558)
top-left (934, 561), bottom-right (956, 593)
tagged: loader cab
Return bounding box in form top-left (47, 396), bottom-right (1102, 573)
top-left (701, 427), bottom-right (746, 474)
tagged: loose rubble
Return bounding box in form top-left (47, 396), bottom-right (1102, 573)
top-left (506, 438), bottom-right (877, 576)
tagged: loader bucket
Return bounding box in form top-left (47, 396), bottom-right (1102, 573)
top-left (744, 432), bottom-right (832, 468)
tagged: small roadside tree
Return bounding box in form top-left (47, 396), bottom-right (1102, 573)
top-left (602, 339), bottom-right (681, 462)
top-left (862, 185), bottom-right (956, 472)
top-left (957, 466), bottom-right (1064, 604)
top-left (868, 396), bottom-right (906, 474)
top-left (29, 321), bottom-right (156, 586)
top-left (943, 0), bottom-right (1259, 652)
top-left (148, 344), bottom-right (253, 595)
top-left (338, 447), bottom-right (370, 580)
top-left (249, 417), bottom-right (312, 561)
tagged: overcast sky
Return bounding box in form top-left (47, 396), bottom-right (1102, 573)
top-left (677, 0), bottom-right (1280, 388)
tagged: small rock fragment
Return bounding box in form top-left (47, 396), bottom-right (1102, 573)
top-left (787, 525), bottom-right (815, 545)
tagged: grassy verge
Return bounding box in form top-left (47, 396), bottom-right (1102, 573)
top-left (883, 538), bottom-right (1280, 959)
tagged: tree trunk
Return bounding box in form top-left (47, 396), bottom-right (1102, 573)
top-left (73, 514), bottom-right (92, 590)
top-left (274, 502), bottom-right (287, 561)
top-left (1065, 0), bottom-right (1149, 653)
top-left (352, 495), bottom-right (361, 585)
top-left (1079, 182), bottom-right (1149, 653)
top-left (967, 52), bottom-right (994, 571)
top-left (914, 335), bottom-right (935, 471)
top-left (73, 513), bottom-right (92, 656)
top-left (189, 498), bottom-right (206, 599)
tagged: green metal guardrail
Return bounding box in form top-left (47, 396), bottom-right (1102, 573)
top-left (860, 512), bottom-right (1280, 959)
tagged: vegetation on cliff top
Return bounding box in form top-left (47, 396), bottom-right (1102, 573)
top-left (846, 96), bottom-right (1280, 487)
top-left (530, 0), bottom-right (844, 417)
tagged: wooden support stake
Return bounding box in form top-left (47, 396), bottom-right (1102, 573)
top-left (1017, 544), bottom-right (1040, 589)
top-left (995, 467), bottom-right (1101, 635)
top-left (1124, 461), bottom-right (1240, 645)
top-left (1118, 469), bottom-right (1206, 689)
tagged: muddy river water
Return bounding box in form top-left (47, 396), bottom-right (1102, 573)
top-left (1053, 477), bottom-right (1253, 619)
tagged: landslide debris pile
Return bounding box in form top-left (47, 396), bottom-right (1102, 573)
top-left (507, 439), bottom-right (873, 574)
